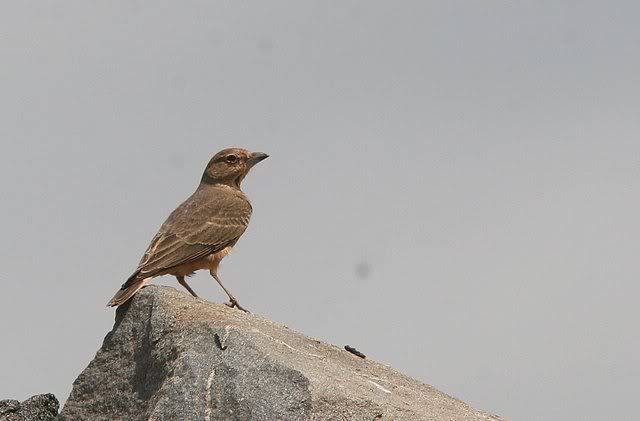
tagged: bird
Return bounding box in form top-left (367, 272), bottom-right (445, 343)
top-left (107, 148), bottom-right (269, 311)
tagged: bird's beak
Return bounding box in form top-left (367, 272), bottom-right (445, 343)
top-left (247, 152), bottom-right (269, 167)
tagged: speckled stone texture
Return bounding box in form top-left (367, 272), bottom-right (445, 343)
top-left (0, 394), bottom-right (59, 421)
top-left (61, 286), bottom-right (504, 421)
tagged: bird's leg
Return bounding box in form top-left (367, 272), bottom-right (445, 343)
top-left (210, 270), bottom-right (249, 312)
top-left (176, 275), bottom-right (199, 298)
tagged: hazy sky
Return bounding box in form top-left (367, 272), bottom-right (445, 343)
top-left (2, 2), bottom-right (639, 420)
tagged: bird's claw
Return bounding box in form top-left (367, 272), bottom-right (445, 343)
top-left (225, 299), bottom-right (250, 313)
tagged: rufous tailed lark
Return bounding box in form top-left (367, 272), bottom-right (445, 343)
top-left (107, 148), bottom-right (268, 312)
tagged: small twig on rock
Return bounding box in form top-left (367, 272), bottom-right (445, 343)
top-left (344, 345), bottom-right (366, 358)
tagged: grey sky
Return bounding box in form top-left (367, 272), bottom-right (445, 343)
top-left (2, 2), bottom-right (639, 420)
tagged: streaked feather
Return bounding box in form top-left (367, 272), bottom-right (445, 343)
top-left (130, 185), bottom-right (251, 281)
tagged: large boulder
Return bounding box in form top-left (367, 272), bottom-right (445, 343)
top-left (61, 286), bottom-right (503, 420)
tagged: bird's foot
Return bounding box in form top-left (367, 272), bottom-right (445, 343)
top-left (225, 298), bottom-right (250, 313)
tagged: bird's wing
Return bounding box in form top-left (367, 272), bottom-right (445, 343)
top-left (134, 189), bottom-right (252, 278)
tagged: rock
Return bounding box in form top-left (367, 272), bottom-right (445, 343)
top-left (61, 286), bottom-right (503, 420)
top-left (0, 394), bottom-right (59, 421)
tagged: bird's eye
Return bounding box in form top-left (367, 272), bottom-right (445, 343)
top-left (226, 154), bottom-right (238, 163)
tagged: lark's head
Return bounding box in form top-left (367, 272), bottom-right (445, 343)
top-left (202, 148), bottom-right (269, 188)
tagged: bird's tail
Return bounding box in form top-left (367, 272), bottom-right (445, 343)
top-left (107, 272), bottom-right (150, 307)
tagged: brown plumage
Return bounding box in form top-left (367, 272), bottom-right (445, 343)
top-left (107, 148), bottom-right (269, 310)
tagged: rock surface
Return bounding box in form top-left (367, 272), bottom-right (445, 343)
top-left (0, 394), bottom-right (59, 421)
top-left (61, 286), bottom-right (503, 420)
